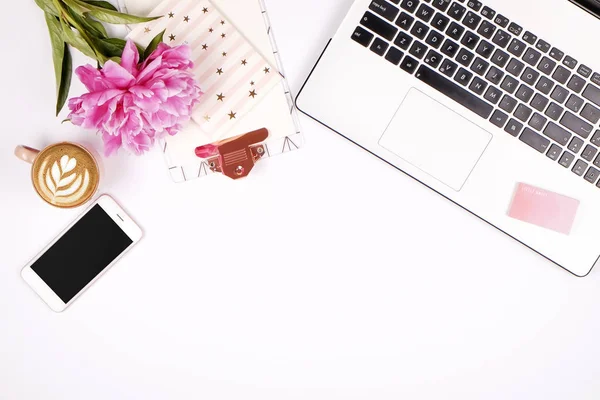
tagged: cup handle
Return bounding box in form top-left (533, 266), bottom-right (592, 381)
top-left (15, 145), bottom-right (40, 164)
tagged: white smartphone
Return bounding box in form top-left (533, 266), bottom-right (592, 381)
top-left (21, 195), bottom-right (143, 312)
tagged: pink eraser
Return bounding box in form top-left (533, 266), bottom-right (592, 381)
top-left (508, 183), bottom-right (580, 235)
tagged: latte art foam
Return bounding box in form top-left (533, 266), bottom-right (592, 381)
top-left (32, 143), bottom-right (99, 208)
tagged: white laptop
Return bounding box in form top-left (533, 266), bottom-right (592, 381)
top-left (297, 0), bottom-right (600, 276)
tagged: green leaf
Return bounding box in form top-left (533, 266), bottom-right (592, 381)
top-left (92, 37), bottom-right (127, 58)
top-left (59, 17), bottom-right (103, 62)
top-left (44, 13), bottom-right (72, 115)
top-left (66, 0), bottom-right (160, 24)
top-left (73, 12), bottom-right (109, 39)
top-left (34, 0), bottom-right (59, 17)
top-left (143, 30), bottom-right (165, 61)
top-left (81, 0), bottom-right (118, 11)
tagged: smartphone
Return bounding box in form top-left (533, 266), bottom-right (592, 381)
top-left (21, 195), bottom-right (143, 312)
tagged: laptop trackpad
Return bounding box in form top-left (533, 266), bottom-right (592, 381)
top-left (379, 88), bottom-right (492, 191)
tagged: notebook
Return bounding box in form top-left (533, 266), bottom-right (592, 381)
top-left (118, 0), bottom-right (302, 182)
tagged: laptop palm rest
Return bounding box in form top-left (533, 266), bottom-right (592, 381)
top-left (379, 88), bottom-right (493, 191)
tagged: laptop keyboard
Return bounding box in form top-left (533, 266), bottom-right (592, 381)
top-left (352, 0), bottom-right (600, 186)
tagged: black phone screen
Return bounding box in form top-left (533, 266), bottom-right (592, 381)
top-left (31, 205), bottom-right (133, 303)
top-left (569, 0), bottom-right (600, 18)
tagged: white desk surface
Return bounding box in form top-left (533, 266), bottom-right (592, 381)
top-left (2, 1), bottom-right (600, 399)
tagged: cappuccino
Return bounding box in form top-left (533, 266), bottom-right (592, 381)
top-left (30, 143), bottom-right (99, 208)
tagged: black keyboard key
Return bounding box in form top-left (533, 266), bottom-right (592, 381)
top-left (536, 76), bottom-right (554, 95)
top-left (544, 122), bottom-right (571, 145)
top-left (416, 3), bottom-right (435, 21)
top-left (467, 0), bottom-right (482, 11)
top-left (414, 65), bottom-right (493, 118)
top-left (425, 30), bottom-right (444, 48)
top-left (481, 6), bottom-right (495, 19)
top-left (431, 12), bottom-right (450, 30)
top-left (469, 76), bottom-right (488, 95)
top-left (431, 0), bottom-right (451, 11)
top-left (492, 30), bottom-right (510, 48)
top-left (520, 128), bottom-right (550, 153)
top-left (582, 84), bottom-right (600, 108)
top-left (528, 112), bottom-right (547, 131)
top-left (385, 47), bottom-right (404, 64)
top-left (552, 66), bottom-right (571, 85)
top-left (396, 12), bottom-right (415, 30)
top-left (507, 39), bottom-right (526, 58)
top-left (475, 40), bottom-right (495, 59)
top-left (411, 21), bottom-right (430, 39)
top-left (545, 102), bottom-right (564, 121)
top-left (514, 103), bottom-right (533, 122)
top-left (484, 85), bottom-right (502, 104)
top-left (584, 166), bottom-right (600, 184)
top-left (522, 31), bottom-right (537, 45)
top-left (550, 85), bottom-right (568, 104)
top-left (505, 118), bottom-right (523, 136)
top-left (490, 49), bottom-right (509, 68)
top-left (561, 111), bottom-right (593, 138)
top-left (477, 20), bottom-right (496, 39)
top-left (400, 55), bottom-right (419, 73)
top-left (370, 37), bottom-right (390, 56)
top-left (351, 27), bottom-right (374, 47)
top-left (530, 94), bottom-right (549, 112)
top-left (439, 58), bottom-right (458, 77)
top-left (361, 12), bottom-right (399, 40)
top-left (370, 1), bottom-right (400, 21)
top-left (448, 2), bottom-right (466, 20)
top-left (394, 31), bottom-right (413, 49)
top-left (424, 49), bottom-right (443, 67)
top-left (454, 67), bottom-right (473, 85)
top-left (516, 84), bottom-right (534, 102)
top-left (535, 39), bottom-right (550, 53)
top-left (559, 151), bottom-right (575, 168)
top-left (440, 39), bottom-right (459, 57)
top-left (456, 48), bottom-right (474, 66)
top-left (566, 94), bottom-right (584, 113)
top-left (446, 22), bottom-right (464, 40)
top-left (581, 103), bottom-right (600, 124)
top-left (592, 131), bottom-right (600, 147)
top-left (486, 66), bottom-right (504, 85)
top-left (521, 67), bottom-right (539, 86)
top-left (549, 48), bottom-right (564, 62)
top-left (568, 136), bottom-right (584, 153)
top-left (461, 31), bottom-right (480, 49)
top-left (595, 154), bottom-right (600, 168)
top-left (563, 55), bottom-right (577, 69)
top-left (463, 11), bottom-right (481, 29)
top-left (592, 73), bottom-right (600, 86)
top-left (547, 144), bottom-right (562, 160)
top-left (572, 160), bottom-right (588, 176)
top-left (523, 48), bottom-right (541, 66)
top-left (577, 64), bottom-right (592, 78)
top-left (567, 75), bottom-right (586, 94)
top-left (499, 95), bottom-right (518, 113)
top-left (494, 14), bottom-right (509, 28)
top-left (582, 144), bottom-right (598, 162)
top-left (506, 58), bottom-right (525, 76)
top-left (490, 109), bottom-right (508, 127)
top-left (409, 40), bottom-right (428, 59)
top-left (400, 0), bottom-right (420, 13)
top-left (470, 57), bottom-right (489, 75)
top-left (537, 57), bottom-right (556, 75)
top-left (507, 22), bottom-right (522, 36)
top-left (500, 75), bottom-right (518, 94)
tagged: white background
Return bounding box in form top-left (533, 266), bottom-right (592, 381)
top-left (2, 0), bottom-right (600, 399)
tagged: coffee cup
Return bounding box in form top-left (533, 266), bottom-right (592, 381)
top-left (15, 142), bottom-right (100, 208)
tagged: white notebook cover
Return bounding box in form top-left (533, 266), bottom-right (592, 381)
top-left (118, 0), bottom-right (302, 182)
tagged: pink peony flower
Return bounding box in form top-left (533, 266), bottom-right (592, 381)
top-left (68, 40), bottom-right (202, 156)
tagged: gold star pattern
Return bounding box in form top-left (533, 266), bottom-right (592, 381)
top-left (202, 44), bottom-right (208, 50)
top-left (216, 68), bottom-right (224, 75)
top-left (144, 27), bottom-right (151, 33)
top-left (216, 93), bottom-right (225, 102)
top-left (220, 20), bottom-right (225, 25)
top-left (209, 28), bottom-right (214, 33)
top-left (183, 16), bottom-right (190, 22)
top-left (168, 12), bottom-right (174, 18)
top-left (241, 59), bottom-right (247, 66)
top-left (250, 81), bottom-right (255, 86)
top-left (221, 33), bottom-right (226, 39)
top-left (264, 67), bottom-right (270, 74)
top-left (169, 34), bottom-right (176, 41)
top-left (202, 7), bottom-right (209, 13)
top-left (249, 90), bottom-right (257, 98)
top-left (228, 111), bottom-right (237, 119)
top-left (222, 52), bottom-right (227, 57)
top-left (204, 115), bottom-right (211, 122)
